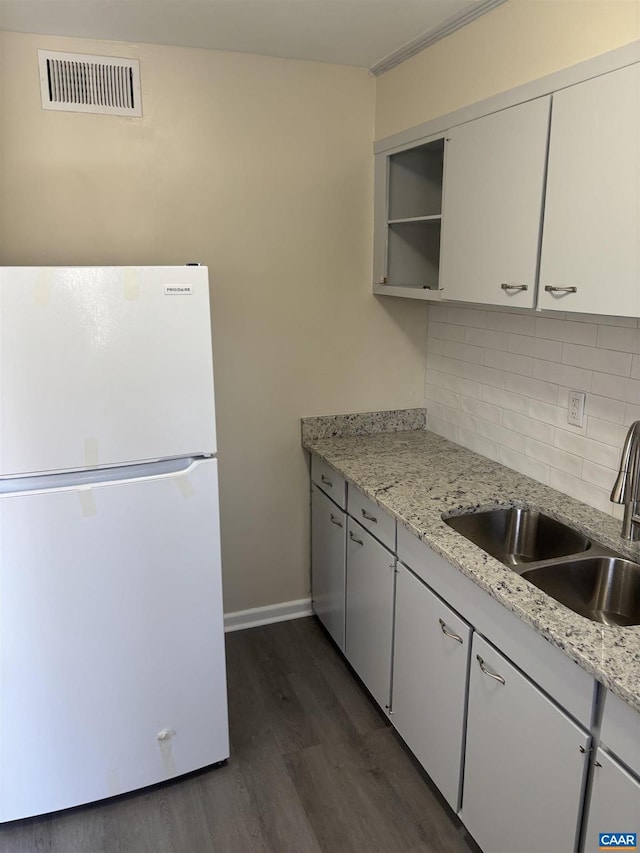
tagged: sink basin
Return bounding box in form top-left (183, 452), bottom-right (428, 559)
top-left (522, 557), bottom-right (640, 627)
top-left (444, 507), bottom-right (591, 567)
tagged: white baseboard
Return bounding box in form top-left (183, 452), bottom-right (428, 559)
top-left (224, 598), bottom-right (313, 633)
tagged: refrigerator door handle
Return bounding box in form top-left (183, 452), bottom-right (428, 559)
top-left (0, 456), bottom-right (213, 497)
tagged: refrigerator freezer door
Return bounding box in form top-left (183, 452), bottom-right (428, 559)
top-left (0, 457), bottom-right (228, 822)
top-left (0, 266), bottom-right (216, 476)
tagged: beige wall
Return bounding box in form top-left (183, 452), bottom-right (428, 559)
top-left (0, 31), bottom-right (428, 613)
top-left (376, 0), bottom-right (640, 140)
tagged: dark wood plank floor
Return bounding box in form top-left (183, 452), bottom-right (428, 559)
top-left (0, 617), bottom-right (478, 853)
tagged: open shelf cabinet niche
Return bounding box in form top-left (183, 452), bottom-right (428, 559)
top-left (374, 136), bottom-right (444, 300)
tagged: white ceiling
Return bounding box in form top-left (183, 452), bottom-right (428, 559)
top-left (0, 0), bottom-right (501, 71)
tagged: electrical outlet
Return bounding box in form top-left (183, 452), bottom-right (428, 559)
top-left (567, 390), bottom-right (586, 427)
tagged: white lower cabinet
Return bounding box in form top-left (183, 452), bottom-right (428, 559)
top-left (345, 519), bottom-right (395, 711)
top-left (583, 748), bottom-right (640, 853)
top-left (461, 634), bottom-right (590, 853)
top-left (308, 456), bottom-right (630, 852)
top-left (311, 484), bottom-right (346, 650)
top-left (391, 563), bottom-right (471, 811)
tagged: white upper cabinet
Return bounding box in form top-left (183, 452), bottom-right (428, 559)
top-left (439, 97), bottom-right (551, 308)
top-left (373, 135), bottom-right (445, 300)
top-left (538, 63), bottom-right (640, 317)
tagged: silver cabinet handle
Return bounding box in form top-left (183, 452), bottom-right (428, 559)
top-left (476, 654), bottom-right (505, 686)
top-left (500, 283), bottom-right (528, 292)
top-left (320, 474), bottom-right (333, 487)
top-left (439, 618), bottom-right (463, 644)
top-left (349, 530), bottom-right (364, 546)
top-left (330, 513), bottom-right (343, 528)
top-left (544, 285), bottom-right (577, 294)
top-left (361, 508), bottom-right (378, 523)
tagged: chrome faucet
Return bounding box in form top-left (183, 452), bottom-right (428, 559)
top-left (611, 420), bottom-right (640, 540)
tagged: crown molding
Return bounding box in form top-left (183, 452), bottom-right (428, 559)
top-left (370, 0), bottom-right (507, 76)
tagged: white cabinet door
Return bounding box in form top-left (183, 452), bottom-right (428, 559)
top-left (539, 63), bottom-right (640, 316)
top-left (461, 635), bottom-right (589, 853)
top-left (345, 520), bottom-right (395, 711)
top-left (584, 749), bottom-right (640, 853)
top-left (439, 97), bottom-right (550, 308)
top-left (584, 748), bottom-right (640, 853)
top-left (392, 563), bottom-right (471, 811)
top-left (311, 484), bottom-right (346, 651)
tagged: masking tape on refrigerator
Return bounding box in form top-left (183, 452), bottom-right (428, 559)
top-left (175, 476), bottom-right (195, 499)
top-left (122, 269), bottom-right (139, 301)
top-left (157, 730), bottom-right (177, 777)
top-left (34, 269), bottom-right (53, 307)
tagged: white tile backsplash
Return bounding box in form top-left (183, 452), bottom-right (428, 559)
top-left (481, 384), bottom-right (529, 414)
top-left (596, 326), bottom-right (640, 352)
top-left (486, 311), bottom-right (536, 335)
top-left (465, 327), bottom-right (510, 351)
top-left (509, 333), bottom-right (563, 361)
top-left (591, 372), bottom-right (640, 404)
top-left (462, 361), bottom-right (506, 388)
top-left (485, 348), bottom-right (533, 376)
top-left (562, 342), bottom-right (632, 376)
top-left (532, 359), bottom-right (592, 389)
top-left (505, 373), bottom-right (558, 404)
top-left (425, 305), bottom-right (640, 516)
top-left (534, 317), bottom-right (598, 346)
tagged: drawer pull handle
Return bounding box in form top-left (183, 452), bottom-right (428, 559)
top-left (320, 474), bottom-right (333, 487)
top-left (500, 283), bottom-right (528, 292)
top-left (476, 654), bottom-right (505, 686)
top-left (544, 285), bottom-right (577, 294)
top-left (330, 514), bottom-right (343, 528)
top-left (594, 760), bottom-right (602, 768)
top-left (439, 618), bottom-right (463, 644)
top-left (361, 508), bottom-right (378, 523)
top-left (349, 530), bottom-right (364, 546)
top-left (579, 745), bottom-right (592, 754)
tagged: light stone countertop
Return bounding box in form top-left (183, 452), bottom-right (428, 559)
top-left (302, 425), bottom-right (640, 714)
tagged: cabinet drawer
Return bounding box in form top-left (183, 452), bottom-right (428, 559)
top-left (601, 689), bottom-right (640, 777)
top-left (348, 486), bottom-right (395, 550)
top-left (311, 455), bottom-right (346, 508)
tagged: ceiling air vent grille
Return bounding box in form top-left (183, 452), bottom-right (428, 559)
top-left (38, 50), bottom-right (142, 117)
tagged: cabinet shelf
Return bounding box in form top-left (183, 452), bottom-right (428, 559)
top-left (374, 135), bottom-right (445, 297)
top-left (387, 215), bottom-right (442, 225)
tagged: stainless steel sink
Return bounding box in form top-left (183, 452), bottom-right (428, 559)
top-left (444, 507), bottom-right (591, 567)
top-left (444, 506), bottom-right (640, 625)
top-left (522, 557), bottom-right (640, 627)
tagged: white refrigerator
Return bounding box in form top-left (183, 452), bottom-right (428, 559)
top-left (0, 265), bottom-right (229, 822)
